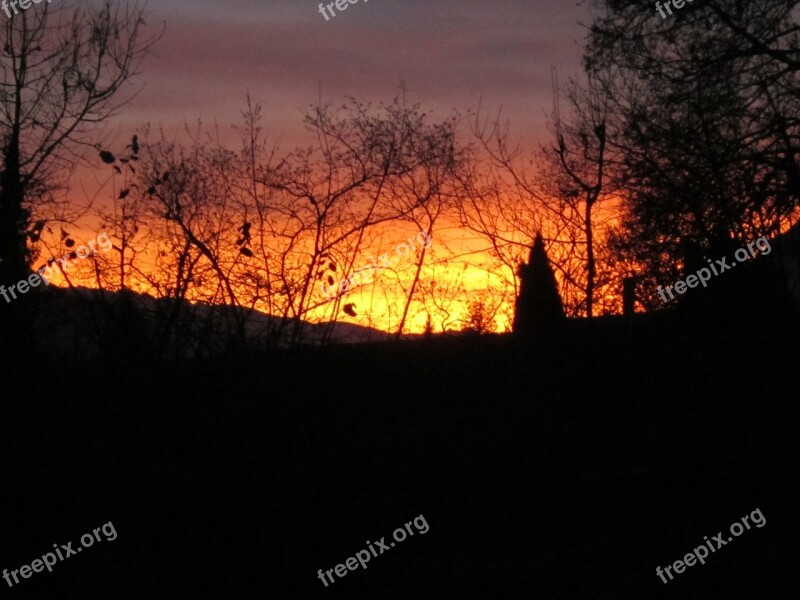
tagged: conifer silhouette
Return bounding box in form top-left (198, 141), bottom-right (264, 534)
top-left (513, 233), bottom-right (565, 337)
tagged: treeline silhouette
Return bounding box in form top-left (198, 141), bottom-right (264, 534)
top-left (2, 1), bottom-right (799, 361)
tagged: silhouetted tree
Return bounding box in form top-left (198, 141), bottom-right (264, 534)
top-left (513, 233), bottom-right (564, 338)
top-left (463, 294), bottom-right (500, 334)
top-left (585, 0), bottom-right (800, 293)
top-left (79, 96), bottom-right (467, 351)
top-left (0, 1), bottom-right (155, 354)
top-left (264, 96), bottom-right (462, 343)
top-left (467, 90), bottom-right (620, 318)
top-left (538, 69), bottom-right (619, 316)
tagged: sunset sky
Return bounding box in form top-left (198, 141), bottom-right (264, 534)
top-left (61, 0), bottom-right (594, 333)
top-left (106, 0), bottom-right (590, 149)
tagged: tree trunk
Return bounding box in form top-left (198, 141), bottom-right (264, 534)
top-left (0, 131), bottom-right (37, 361)
top-left (585, 201), bottom-right (595, 318)
top-left (0, 131), bottom-right (28, 284)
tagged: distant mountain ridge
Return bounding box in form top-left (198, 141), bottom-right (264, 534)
top-left (30, 285), bottom-right (409, 360)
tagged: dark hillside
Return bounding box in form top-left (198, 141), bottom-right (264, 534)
top-left (2, 308), bottom-right (798, 598)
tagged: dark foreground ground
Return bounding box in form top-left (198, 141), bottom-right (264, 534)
top-left (1, 308), bottom-right (799, 599)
